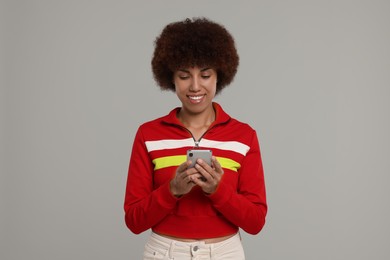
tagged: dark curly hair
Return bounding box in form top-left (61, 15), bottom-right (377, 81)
top-left (151, 17), bottom-right (239, 94)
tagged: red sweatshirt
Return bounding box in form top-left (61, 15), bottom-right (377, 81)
top-left (124, 103), bottom-right (267, 238)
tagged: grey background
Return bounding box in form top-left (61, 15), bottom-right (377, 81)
top-left (2, 0), bottom-right (390, 259)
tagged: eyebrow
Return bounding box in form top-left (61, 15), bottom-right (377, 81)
top-left (178, 67), bottom-right (212, 73)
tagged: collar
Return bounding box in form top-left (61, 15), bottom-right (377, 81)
top-left (162, 102), bottom-right (231, 127)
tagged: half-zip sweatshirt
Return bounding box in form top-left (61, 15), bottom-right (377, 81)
top-left (124, 102), bottom-right (267, 238)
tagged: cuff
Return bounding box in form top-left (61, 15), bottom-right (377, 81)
top-left (156, 181), bottom-right (180, 209)
top-left (206, 179), bottom-right (233, 207)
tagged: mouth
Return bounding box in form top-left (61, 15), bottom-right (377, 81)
top-left (188, 95), bottom-right (205, 103)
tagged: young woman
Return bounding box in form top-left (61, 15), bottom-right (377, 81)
top-left (124, 17), bottom-right (267, 260)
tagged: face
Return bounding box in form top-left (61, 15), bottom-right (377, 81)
top-left (173, 67), bottom-right (217, 115)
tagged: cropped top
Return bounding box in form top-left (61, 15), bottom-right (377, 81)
top-left (124, 102), bottom-right (267, 238)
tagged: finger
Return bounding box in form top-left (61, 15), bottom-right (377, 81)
top-left (195, 163), bottom-right (213, 181)
top-left (176, 161), bottom-right (194, 179)
top-left (186, 175), bottom-right (194, 184)
top-left (187, 173), bottom-right (202, 182)
top-left (177, 161), bottom-right (190, 173)
top-left (177, 167), bottom-right (199, 182)
top-left (196, 158), bottom-right (214, 173)
top-left (211, 156), bottom-right (224, 174)
top-left (191, 173), bottom-right (207, 186)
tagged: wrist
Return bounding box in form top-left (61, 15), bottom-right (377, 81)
top-left (170, 180), bottom-right (183, 198)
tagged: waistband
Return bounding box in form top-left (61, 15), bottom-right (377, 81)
top-left (147, 232), bottom-right (242, 258)
top-left (151, 232), bottom-right (240, 247)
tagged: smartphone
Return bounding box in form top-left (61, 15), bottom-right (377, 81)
top-left (186, 149), bottom-right (212, 168)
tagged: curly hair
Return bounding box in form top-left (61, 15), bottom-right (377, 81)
top-left (151, 17), bottom-right (239, 94)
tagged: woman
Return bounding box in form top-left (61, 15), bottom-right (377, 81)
top-left (124, 17), bottom-right (267, 260)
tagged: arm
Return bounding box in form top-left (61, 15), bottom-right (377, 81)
top-left (123, 127), bottom-right (179, 234)
top-left (207, 131), bottom-right (267, 234)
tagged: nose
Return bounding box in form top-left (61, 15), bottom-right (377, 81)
top-left (189, 77), bottom-right (201, 92)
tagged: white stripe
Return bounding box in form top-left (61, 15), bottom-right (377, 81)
top-left (145, 138), bottom-right (194, 152)
top-left (200, 138), bottom-right (250, 156)
top-left (145, 138), bottom-right (249, 156)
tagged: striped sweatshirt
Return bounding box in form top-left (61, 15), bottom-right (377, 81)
top-left (124, 102), bottom-right (267, 238)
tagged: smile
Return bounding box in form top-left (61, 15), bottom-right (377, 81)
top-left (188, 95), bottom-right (205, 103)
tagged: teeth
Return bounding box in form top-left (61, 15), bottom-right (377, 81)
top-left (189, 96), bottom-right (203, 100)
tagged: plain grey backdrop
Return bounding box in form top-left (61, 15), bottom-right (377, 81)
top-left (2, 0), bottom-right (390, 259)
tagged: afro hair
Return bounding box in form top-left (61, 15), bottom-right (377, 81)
top-left (151, 17), bottom-right (239, 94)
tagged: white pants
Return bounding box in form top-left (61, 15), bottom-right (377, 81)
top-left (143, 232), bottom-right (245, 260)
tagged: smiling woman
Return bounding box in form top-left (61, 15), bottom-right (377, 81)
top-left (124, 17), bottom-right (267, 260)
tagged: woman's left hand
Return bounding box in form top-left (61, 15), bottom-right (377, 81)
top-left (192, 156), bottom-right (224, 194)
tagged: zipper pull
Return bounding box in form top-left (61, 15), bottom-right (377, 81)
top-left (194, 140), bottom-right (200, 147)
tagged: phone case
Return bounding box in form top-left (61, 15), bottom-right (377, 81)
top-left (186, 149), bottom-right (212, 168)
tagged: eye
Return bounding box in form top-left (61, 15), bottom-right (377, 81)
top-left (201, 75), bottom-right (211, 79)
top-left (178, 75), bottom-right (190, 80)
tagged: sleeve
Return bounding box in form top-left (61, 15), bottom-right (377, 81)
top-left (123, 126), bottom-right (179, 234)
top-left (207, 130), bottom-right (267, 234)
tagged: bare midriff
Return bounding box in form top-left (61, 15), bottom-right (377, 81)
top-left (156, 233), bottom-right (236, 244)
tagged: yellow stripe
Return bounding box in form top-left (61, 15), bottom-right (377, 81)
top-left (216, 157), bottom-right (241, 172)
top-left (153, 155), bottom-right (241, 172)
top-left (153, 155), bottom-right (186, 170)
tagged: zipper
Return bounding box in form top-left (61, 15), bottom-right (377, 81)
top-left (177, 125), bottom-right (214, 148)
top-left (194, 131), bottom-right (209, 147)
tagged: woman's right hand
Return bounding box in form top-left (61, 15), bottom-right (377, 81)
top-left (170, 161), bottom-right (200, 197)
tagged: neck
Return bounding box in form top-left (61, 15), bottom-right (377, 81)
top-left (178, 105), bottom-right (215, 129)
